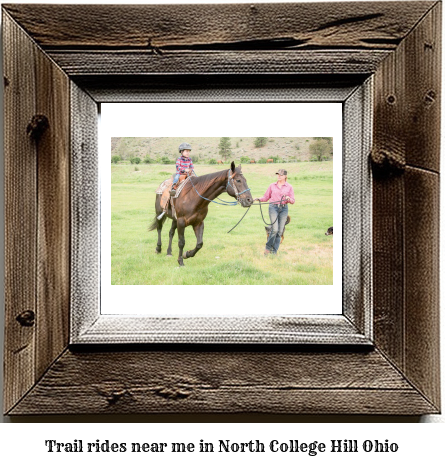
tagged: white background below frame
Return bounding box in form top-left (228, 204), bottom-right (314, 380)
top-left (100, 102), bottom-right (343, 316)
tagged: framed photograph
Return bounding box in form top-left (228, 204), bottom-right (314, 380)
top-left (3, 2), bottom-right (440, 415)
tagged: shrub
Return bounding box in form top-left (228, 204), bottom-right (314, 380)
top-left (143, 157), bottom-right (153, 164)
top-left (254, 137), bottom-right (268, 148)
top-left (111, 155), bottom-right (120, 164)
top-left (309, 139), bottom-right (330, 161)
top-left (161, 156), bottom-right (174, 164)
top-left (130, 157), bottom-right (141, 164)
top-left (258, 158), bottom-right (267, 164)
top-left (209, 158), bottom-right (217, 164)
top-left (240, 156), bottom-right (250, 163)
top-left (134, 166), bottom-right (140, 171)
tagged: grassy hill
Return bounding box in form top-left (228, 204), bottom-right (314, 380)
top-left (111, 137), bottom-right (332, 163)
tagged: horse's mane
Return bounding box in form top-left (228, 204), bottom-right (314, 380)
top-left (182, 169), bottom-right (228, 194)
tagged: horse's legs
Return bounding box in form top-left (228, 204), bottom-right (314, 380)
top-left (166, 219), bottom-right (177, 256)
top-left (183, 222), bottom-right (204, 259)
top-left (155, 218), bottom-right (164, 254)
top-left (176, 218), bottom-right (186, 267)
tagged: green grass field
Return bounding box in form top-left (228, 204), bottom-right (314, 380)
top-left (111, 162), bottom-right (333, 285)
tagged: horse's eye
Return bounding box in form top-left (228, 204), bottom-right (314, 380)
top-left (236, 180), bottom-right (241, 183)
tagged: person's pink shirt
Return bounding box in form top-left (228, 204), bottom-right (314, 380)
top-left (259, 182), bottom-right (295, 204)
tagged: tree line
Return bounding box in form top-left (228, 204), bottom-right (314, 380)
top-left (111, 137), bottom-right (333, 164)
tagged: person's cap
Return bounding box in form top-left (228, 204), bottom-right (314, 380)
top-left (276, 169), bottom-right (287, 175)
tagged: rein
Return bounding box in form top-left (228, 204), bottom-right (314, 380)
top-left (187, 169), bottom-right (251, 206)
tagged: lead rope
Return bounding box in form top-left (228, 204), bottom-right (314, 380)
top-left (227, 205), bottom-right (252, 233)
top-left (227, 195), bottom-right (286, 233)
top-left (258, 196), bottom-right (286, 227)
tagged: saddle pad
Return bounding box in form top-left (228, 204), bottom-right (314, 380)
top-left (155, 175), bottom-right (195, 197)
top-left (156, 178), bottom-right (172, 195)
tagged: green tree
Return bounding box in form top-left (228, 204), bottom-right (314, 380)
top-left (254, 137), bottom-right (268, 148)
top-left (309, 139), bottom-right (330, 161)
top-left (240, 156), bottom-right (250, 163)
top-left (111, 155), bottom-right (120, 164)
top-left (313, 137), bottom-right (333, 157)
top-left (209, 158), bottom-right (217, 164)
top-left (218, 137), bottom-right (232, 161)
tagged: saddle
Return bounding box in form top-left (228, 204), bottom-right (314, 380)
top-left (156, 174), bottom-right (193, 211)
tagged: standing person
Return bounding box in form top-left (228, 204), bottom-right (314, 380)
top-left (253, 169), bottom-right (295, 255)
top-left (170, 142), bottom-right (194, 196)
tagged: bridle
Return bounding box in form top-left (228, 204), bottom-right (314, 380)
top-left (227, 169), bottom-right (251, 203)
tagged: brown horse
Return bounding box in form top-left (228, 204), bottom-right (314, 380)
top-left (149, 161), bottom-right (252, 266)
top-left (250, 159), bottom-right (256, 163)
top-left (267, 159), bottom-right (274, 163)
top-left (217, 160), bottom-right (224, 164)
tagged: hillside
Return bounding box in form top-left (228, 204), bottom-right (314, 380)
top-left (111, 137), bottom-right (333, 162)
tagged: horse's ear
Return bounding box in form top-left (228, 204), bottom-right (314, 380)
top-left (231, 161), bottom-right (235, 172)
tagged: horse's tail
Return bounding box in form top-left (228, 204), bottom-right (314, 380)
top-left (148, 213), bottom-right (167, 231)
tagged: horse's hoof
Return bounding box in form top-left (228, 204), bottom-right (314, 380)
top-left (183, 252), bottom-right (188, 259)
top-left (166, 254), bottom-right (173, 257)
top-left (155, 249), bottom-right (161, 254)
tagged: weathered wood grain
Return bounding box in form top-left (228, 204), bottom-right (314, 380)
top-left (404, 2), bottom-right (441, 172)
top-left (47, 50), bottom-right (391, 76)
top-left (404, 168), bottom-right (440, 409)
top-left (3, 12), bottom-right (37, 414)
top-left (2, 3), bottom-right (435, 50)
top-left (8, 349), bottom-right (438, 415)
top-left (372, 175), bottom-right (405, 369)
top-left (35, 41), bottom-right (71, 380)
top-left (371, 3), bottom-right (441, 411)
top-left (372, 32), bottom-right (406, 370)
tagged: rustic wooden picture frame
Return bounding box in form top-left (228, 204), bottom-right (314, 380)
top-left (3, 2), bottom-right (440, 415)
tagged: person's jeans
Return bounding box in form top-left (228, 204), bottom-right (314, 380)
top-left (173, 173), bottom-right (180, 185)
top-left (265, 204), bottom-right (288, 254)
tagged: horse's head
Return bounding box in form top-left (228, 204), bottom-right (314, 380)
top-left (227, 161), bottom-right (253, 207)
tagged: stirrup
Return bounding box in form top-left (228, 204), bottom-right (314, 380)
top-left (170, 189), bottom-right (176, 197)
